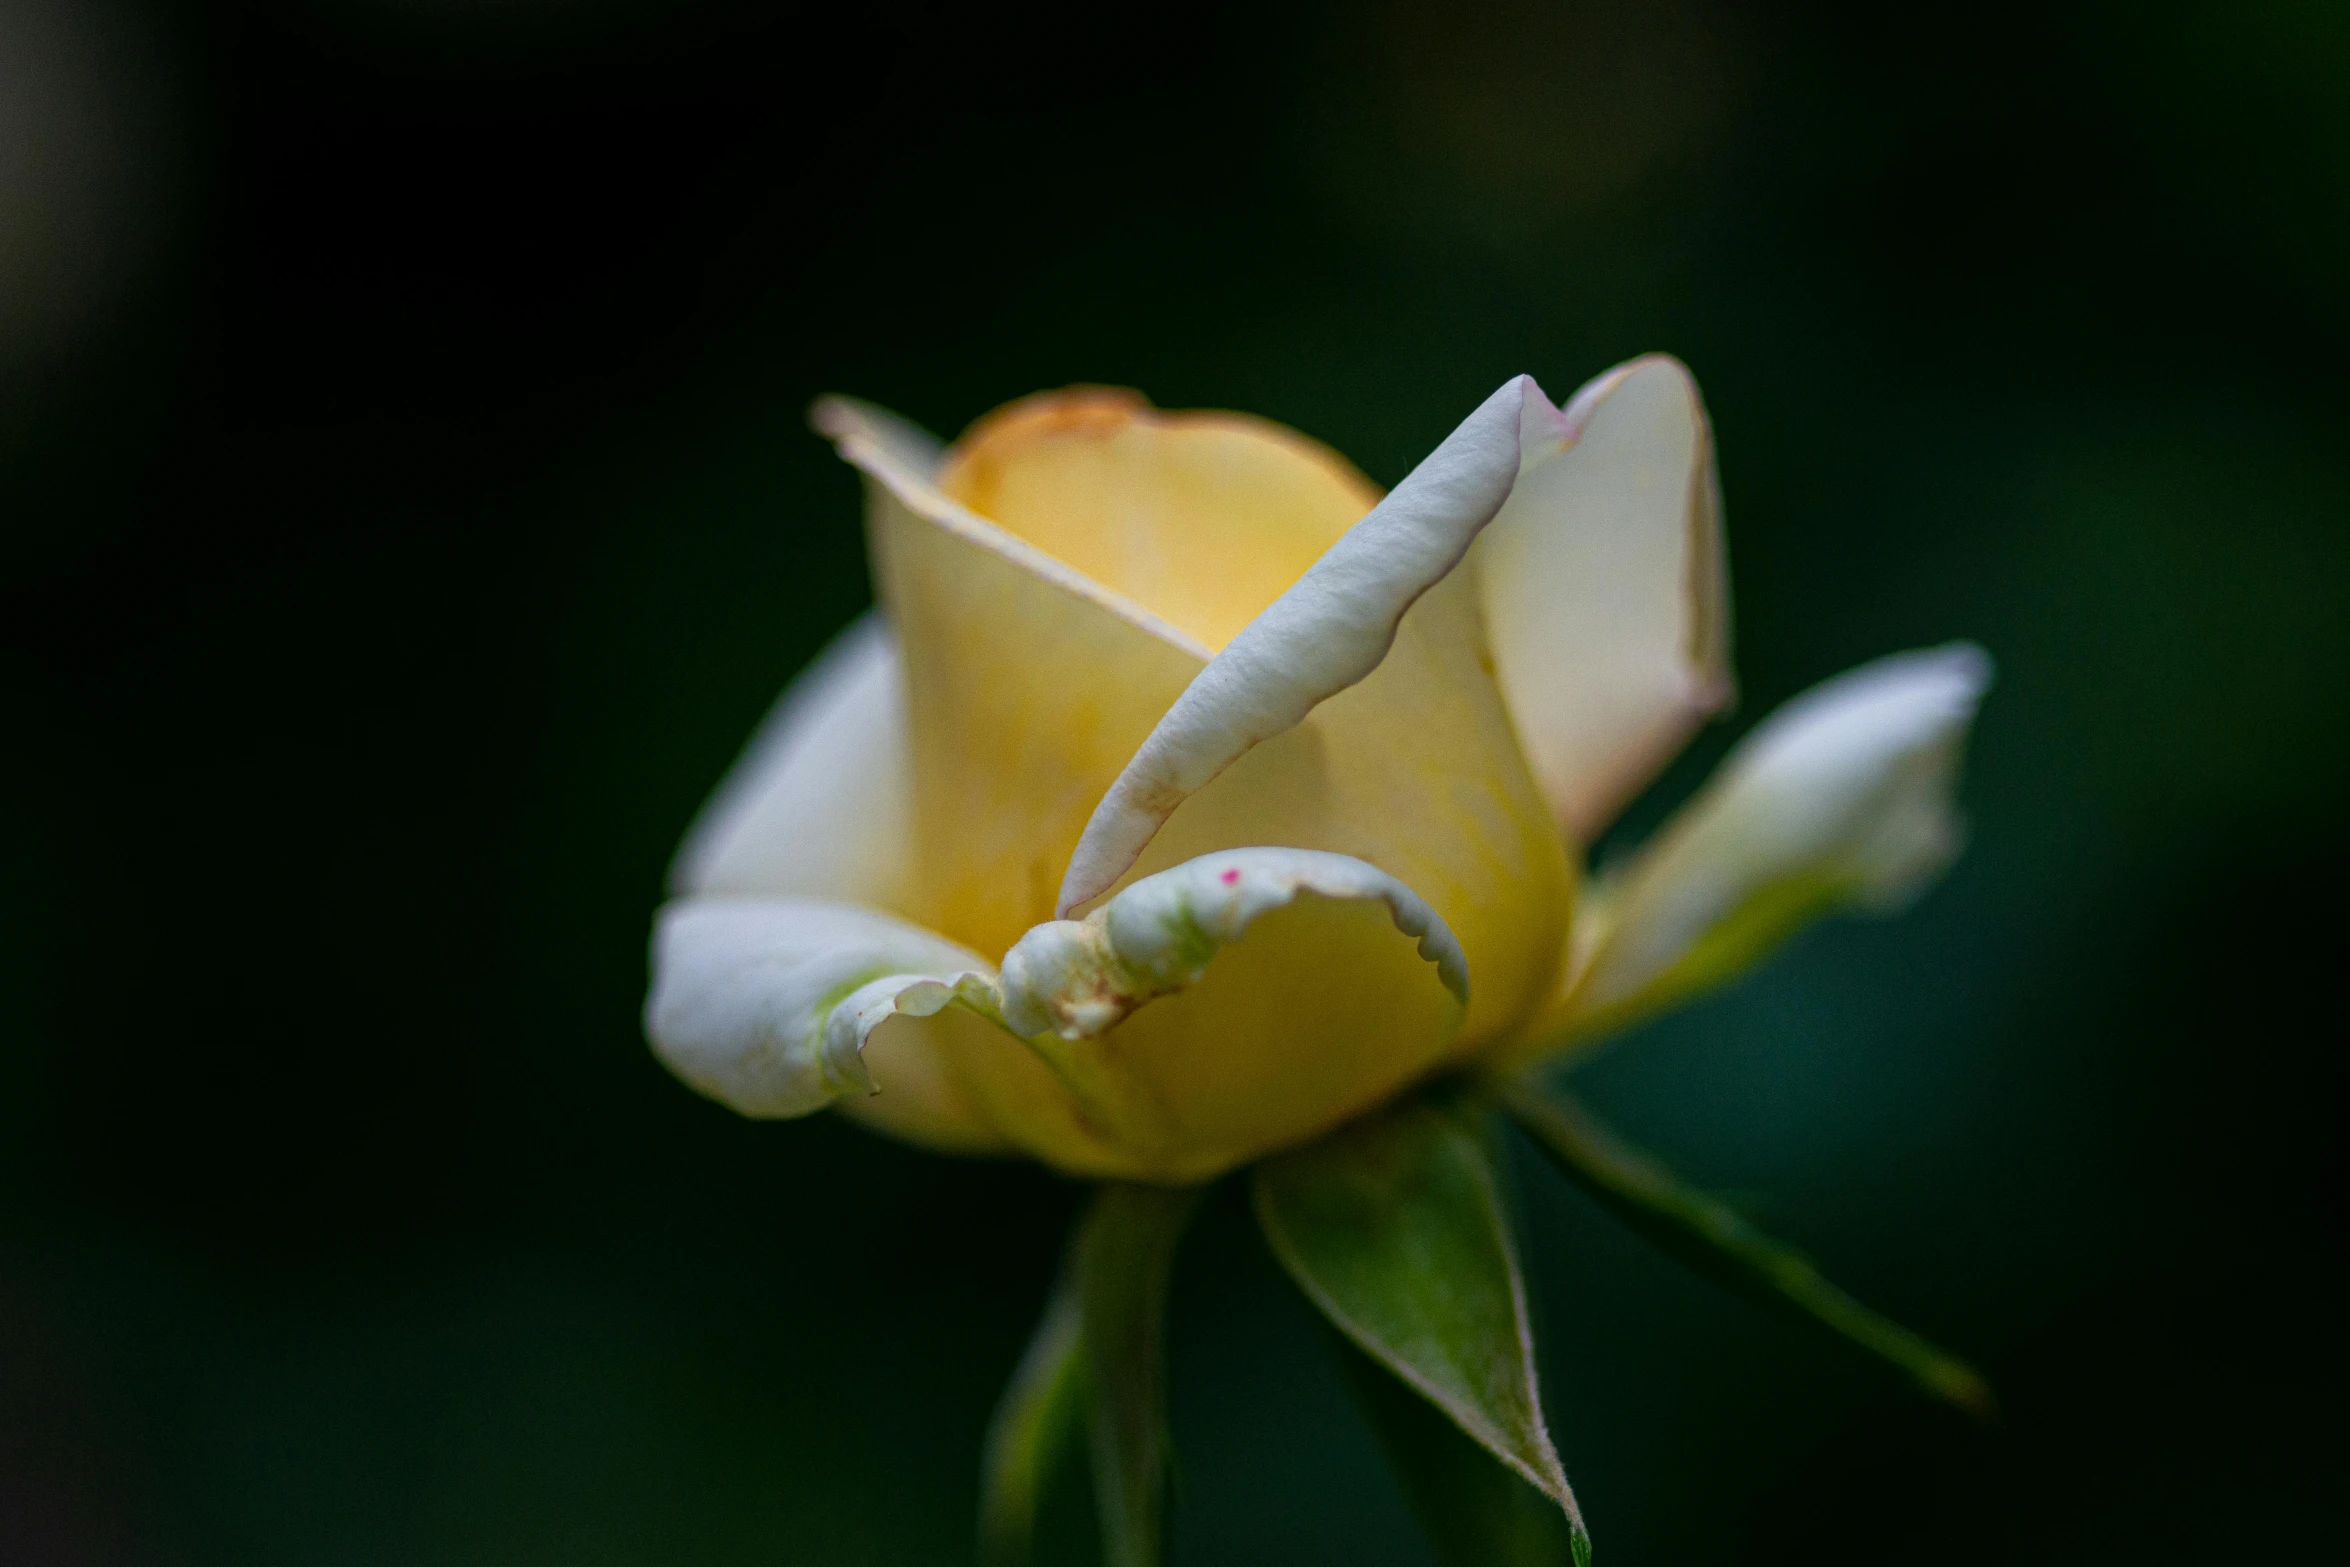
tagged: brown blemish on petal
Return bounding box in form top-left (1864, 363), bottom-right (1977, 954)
top-left (939, 386), bottom-right (1156, 507)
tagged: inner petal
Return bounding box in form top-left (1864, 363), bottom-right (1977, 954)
top-left (936, 388), bottom-right (1382, 653)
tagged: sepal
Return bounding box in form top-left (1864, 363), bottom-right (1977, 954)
top-left (1252, 1099), bottom-right (1588, 1554)
top-left (1326, 1322), bottom-right (1588, 1567)
top-left (1493, 1074), bottom-right (1994, 1420)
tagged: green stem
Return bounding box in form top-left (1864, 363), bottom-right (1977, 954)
top-left (978, 1260), bottom-right (1086, 1567)
top-left (1080, 1182), bottom-right (1206, 1567)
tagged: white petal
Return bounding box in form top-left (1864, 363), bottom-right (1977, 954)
top-left (644, 898), bottom-right (1008, 1147)
top-left (669, 613), bottom-right (918, 910)
top-left (1550, 643), bottom-right (1992, 1038)
top-left (1473, 356), bottom-right (1734, 843)
top-left (1057, 376), bottom-right (1536, 916)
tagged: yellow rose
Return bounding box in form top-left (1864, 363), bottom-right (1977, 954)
top-left (644, 359), bottom-right (1988, 1184)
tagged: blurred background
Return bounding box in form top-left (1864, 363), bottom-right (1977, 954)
top-left (7, 0), bottom-right (2347, 1560)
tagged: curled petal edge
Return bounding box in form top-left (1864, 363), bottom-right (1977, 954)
top-left (825, 971), bottom-right (1009, 1090)
top-left (1004, 847), bottom-right (1470, 1042)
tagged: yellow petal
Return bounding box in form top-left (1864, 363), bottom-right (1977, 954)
top-left (997, 849), bottom-right (1469, 1182)
top-left (936, 387), bottom-right (1382, 653)
top-left (1473, 355), bottom-right (1735, 846)
top-left (1129, 568), bottom-right (1575, 1047)
top-left (813, 396), bottom-right (1211, 964)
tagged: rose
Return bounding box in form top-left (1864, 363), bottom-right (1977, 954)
top-left (643, 361), bottom-right (1994, 1561)
top-left (643, 359), bottom-right (1989, 1186)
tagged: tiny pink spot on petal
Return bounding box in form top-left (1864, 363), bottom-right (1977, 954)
top-left (1220, 868), bottom-right (1240, 885)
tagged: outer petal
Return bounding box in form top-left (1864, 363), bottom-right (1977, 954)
top-left (645, 898), bottom-right (1015, 1150)
top-left (647, 897), bottom-right (1144, 1163)
top-left (1057, 376), bottom-right (1533, 915)
top-left (814, 396), bottom-right (1211, 964)
top-left (1473, 355), bottom-right (1734, 844)
top-left (669, 612), bottom-right (917, 911)
top-left (1520, 643), bottom-right (1993, 1053)
top-left (1000, 848), bottom-right (1470, 1182)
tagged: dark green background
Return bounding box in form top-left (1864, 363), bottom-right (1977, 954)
top-left (8, 1), bottom-right (2346, 1560)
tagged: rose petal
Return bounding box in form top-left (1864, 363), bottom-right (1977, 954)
top-left (935, 387), bottom-right (1382, 653)
top-left (1524, 643), bottom-right (1992, 1051)
top-left (1473, 355), bottom-right (1734, 844)
top-left (999, 848), bottom-right (1470, 1181)
top-left (1056, 376), bottom-right (1536, 918)
top-left (814, 395), bottom-right (1212, 963)
top-left (1252, 1101), bottom-right (1586, 1545)
top-left (669, 612), bottom-right (919, 912)
top-left (645, 897), bottom-right (1005, 1145)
